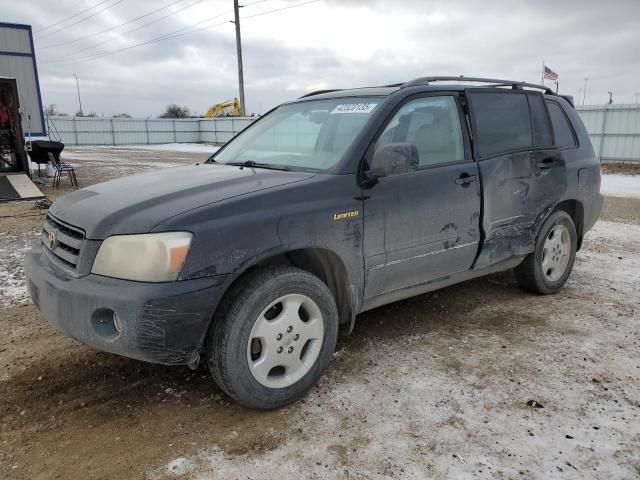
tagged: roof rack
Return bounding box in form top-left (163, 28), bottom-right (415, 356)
top-left (298, 89), bottom-right (344, 99)
top-left (401, 76), bottom-right (555, 95)
top-left (299, 83), bottom-right (404, 99)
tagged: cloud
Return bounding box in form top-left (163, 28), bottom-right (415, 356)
top-left (2, 0), bottom-right (639, 116)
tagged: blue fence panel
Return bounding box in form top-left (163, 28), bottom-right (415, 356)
top-left (47, 116), bottom-right (256, 146)
top-left (577, 105), bottom-right (640, 163)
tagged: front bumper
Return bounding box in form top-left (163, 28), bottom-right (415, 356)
top-left (24, 244), bottom-right (227, 365)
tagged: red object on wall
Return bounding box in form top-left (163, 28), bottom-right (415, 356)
top-left (0, 97), bottom-right (9, 127)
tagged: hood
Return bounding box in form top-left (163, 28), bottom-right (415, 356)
top-left (49, 164), bottom-right (314, 239)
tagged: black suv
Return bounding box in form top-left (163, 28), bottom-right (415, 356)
top-left (25, 77), bottom-right (602, 409)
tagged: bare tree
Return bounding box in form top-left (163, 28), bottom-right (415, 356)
top-left (45, 104), bottom-right (68, 116)
top-left (113, 113), bottom-right (132, 118)
top-left (160, 104), bottom-right (191, 118)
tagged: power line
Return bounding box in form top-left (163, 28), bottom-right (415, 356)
top-left (241, 0), bottom-right (270, 7)
top-left (42, 11), bottom-right (232, 65)
top-left (42, 0), bottom-right (269, 62)
top-left (161, 0), bottom-right (319, 38)
top-left (38, 0), bottom-right (190, 50)
top-left (35, 0), bottom-right (113, 33)
top-left (242, 0), bottom-right (320, 19)
top-left (41, 0), bottom-right (209, 62)
top-left (36, 0), bottom-right (127, 41)
top-left (42, 0), bottom-right (320, 66)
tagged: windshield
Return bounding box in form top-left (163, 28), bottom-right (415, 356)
top-left (213, 97), bottom-right (384, 172)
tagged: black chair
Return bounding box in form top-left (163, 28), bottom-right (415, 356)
top-left (28, 140), bottom-right (64, 176)
top-left (47, 152), bottom-right (78, 189)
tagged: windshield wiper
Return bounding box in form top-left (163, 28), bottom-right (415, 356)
top-left (226, 160), bottom-right (290, 171)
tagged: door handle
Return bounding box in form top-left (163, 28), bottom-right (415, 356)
top-left (536, 157), bottom-right (563, 169)
top-left (455, 174), bottom-right (477, 186)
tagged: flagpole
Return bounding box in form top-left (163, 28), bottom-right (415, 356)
top-left (541, 60), bottom-right (545, 85)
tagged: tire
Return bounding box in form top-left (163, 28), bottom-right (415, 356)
top-left (206, 266), bottom-right (339, 409)
top-left (515, 210), bottom-right (577, 294)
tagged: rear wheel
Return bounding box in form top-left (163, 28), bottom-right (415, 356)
top-left (207, 266), bottom-right (339, 409)
top-left (515, 210), bottom-right (577, 294)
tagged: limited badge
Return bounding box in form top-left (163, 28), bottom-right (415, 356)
top-left (333, 210), bottom-right (359, 220)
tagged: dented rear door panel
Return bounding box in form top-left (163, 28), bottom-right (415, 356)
top-left (473, 149), bottom-right (566, 268)
top-left (466, 89), bottom-right (568, 269)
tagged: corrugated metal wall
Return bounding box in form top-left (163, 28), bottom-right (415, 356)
top-left (47, 116), bottom-right (256, 146)
top-left (576, 104), bottom-right (640, 163)
top-left (200, 117), bottom-right (254, 143)
top-left (46, 107), bottom-right (640, 164)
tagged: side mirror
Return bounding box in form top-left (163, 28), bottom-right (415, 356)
top-left (366, 143), bottom-right (418, 179)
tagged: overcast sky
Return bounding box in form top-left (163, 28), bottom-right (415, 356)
top-left (5, 0), bottom-right (640, 117)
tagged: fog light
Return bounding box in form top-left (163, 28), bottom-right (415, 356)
top-left (91, 308), bottom-right (121, 340)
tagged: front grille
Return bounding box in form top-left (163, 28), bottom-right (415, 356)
top-left (41, 214), bottom-right (85, 273)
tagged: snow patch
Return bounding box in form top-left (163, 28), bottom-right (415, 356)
top-left (0, 231), bottom-right (40, 307)
top-left (601, 174), bottom-right (640, 198)
top-left (101, 143), bottom-right (220, 154)
top-left (165, 457), bottom-right (196, 476)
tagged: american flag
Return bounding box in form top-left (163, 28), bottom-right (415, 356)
top-left (544, 66), bottom-right (559, 81)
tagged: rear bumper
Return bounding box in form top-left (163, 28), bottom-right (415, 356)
top-left (584, 192), bottom-right (604, 234)
top-left (24, 244), bottom-right (227, 365)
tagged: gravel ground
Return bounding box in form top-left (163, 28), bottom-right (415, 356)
top-left (0, 147), bottom-right (638, 480)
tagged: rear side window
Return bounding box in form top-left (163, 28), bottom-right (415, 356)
top-left (546, 102), bottom-right (577, 148)
top-left (470, 92), bottom-right (532, 157)
top-left (528, 93), bottom-right (553, 147)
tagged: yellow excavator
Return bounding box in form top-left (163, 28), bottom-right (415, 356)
top-left (204, 98), bottom-right (241, 118)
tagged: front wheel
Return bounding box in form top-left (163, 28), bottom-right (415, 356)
top-left (515, 210), bottom-right (577, 294)
top-left (206, 266), bottom-right (339, 409)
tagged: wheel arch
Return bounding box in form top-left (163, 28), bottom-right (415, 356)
top-left (552, 199), bottom-right (584, 250)
top-left (215, 246), bottom-right (357, 333)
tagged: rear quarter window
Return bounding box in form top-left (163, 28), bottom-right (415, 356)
top-left (469, 92), bottom-right (532, 157)
top-left (546, 101), bottom-right (577, 148)
top-left (528, 93), bottom-right (553, 147)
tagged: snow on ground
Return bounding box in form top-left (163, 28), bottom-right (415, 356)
top-left (0, 230), bottom-right (40, 307)
top-left (101, 143), bottom-right (220, 154)
top-left (152, 219), bottom-right (640, 480)
top-left (601, 174), bottom-right (640, 198)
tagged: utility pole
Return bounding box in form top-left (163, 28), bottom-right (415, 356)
top-left (73, 73), bottom-right (83, 117)
top-left (635, 92), bottom-right (639, 104)
top-left (582, 77), bottom-right (588, 106)
top-left (233, 0), bottom-right (246, 116)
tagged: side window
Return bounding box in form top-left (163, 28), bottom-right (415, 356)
top-left (375, 96), bottom-right (465, 167)
top-left (469, 92), bottom-right (532, 157)
top-left (546, 102), bottom-right (577, 148)
top-left (528, 93), bottom-right (553, 147)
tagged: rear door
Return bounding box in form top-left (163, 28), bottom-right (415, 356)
top-left (467, 89), bottom-right (566, 269)
top-left (362, 94), bottom-right (482, 298)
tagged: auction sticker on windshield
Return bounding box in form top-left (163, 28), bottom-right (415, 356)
top-left (331, 103), bottom-right (378, 114)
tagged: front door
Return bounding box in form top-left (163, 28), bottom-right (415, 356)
top-left (362, 95), bottom-right (482, 299)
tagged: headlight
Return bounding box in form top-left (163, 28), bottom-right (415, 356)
top-left (91, 232), bottom-right (192, 282)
